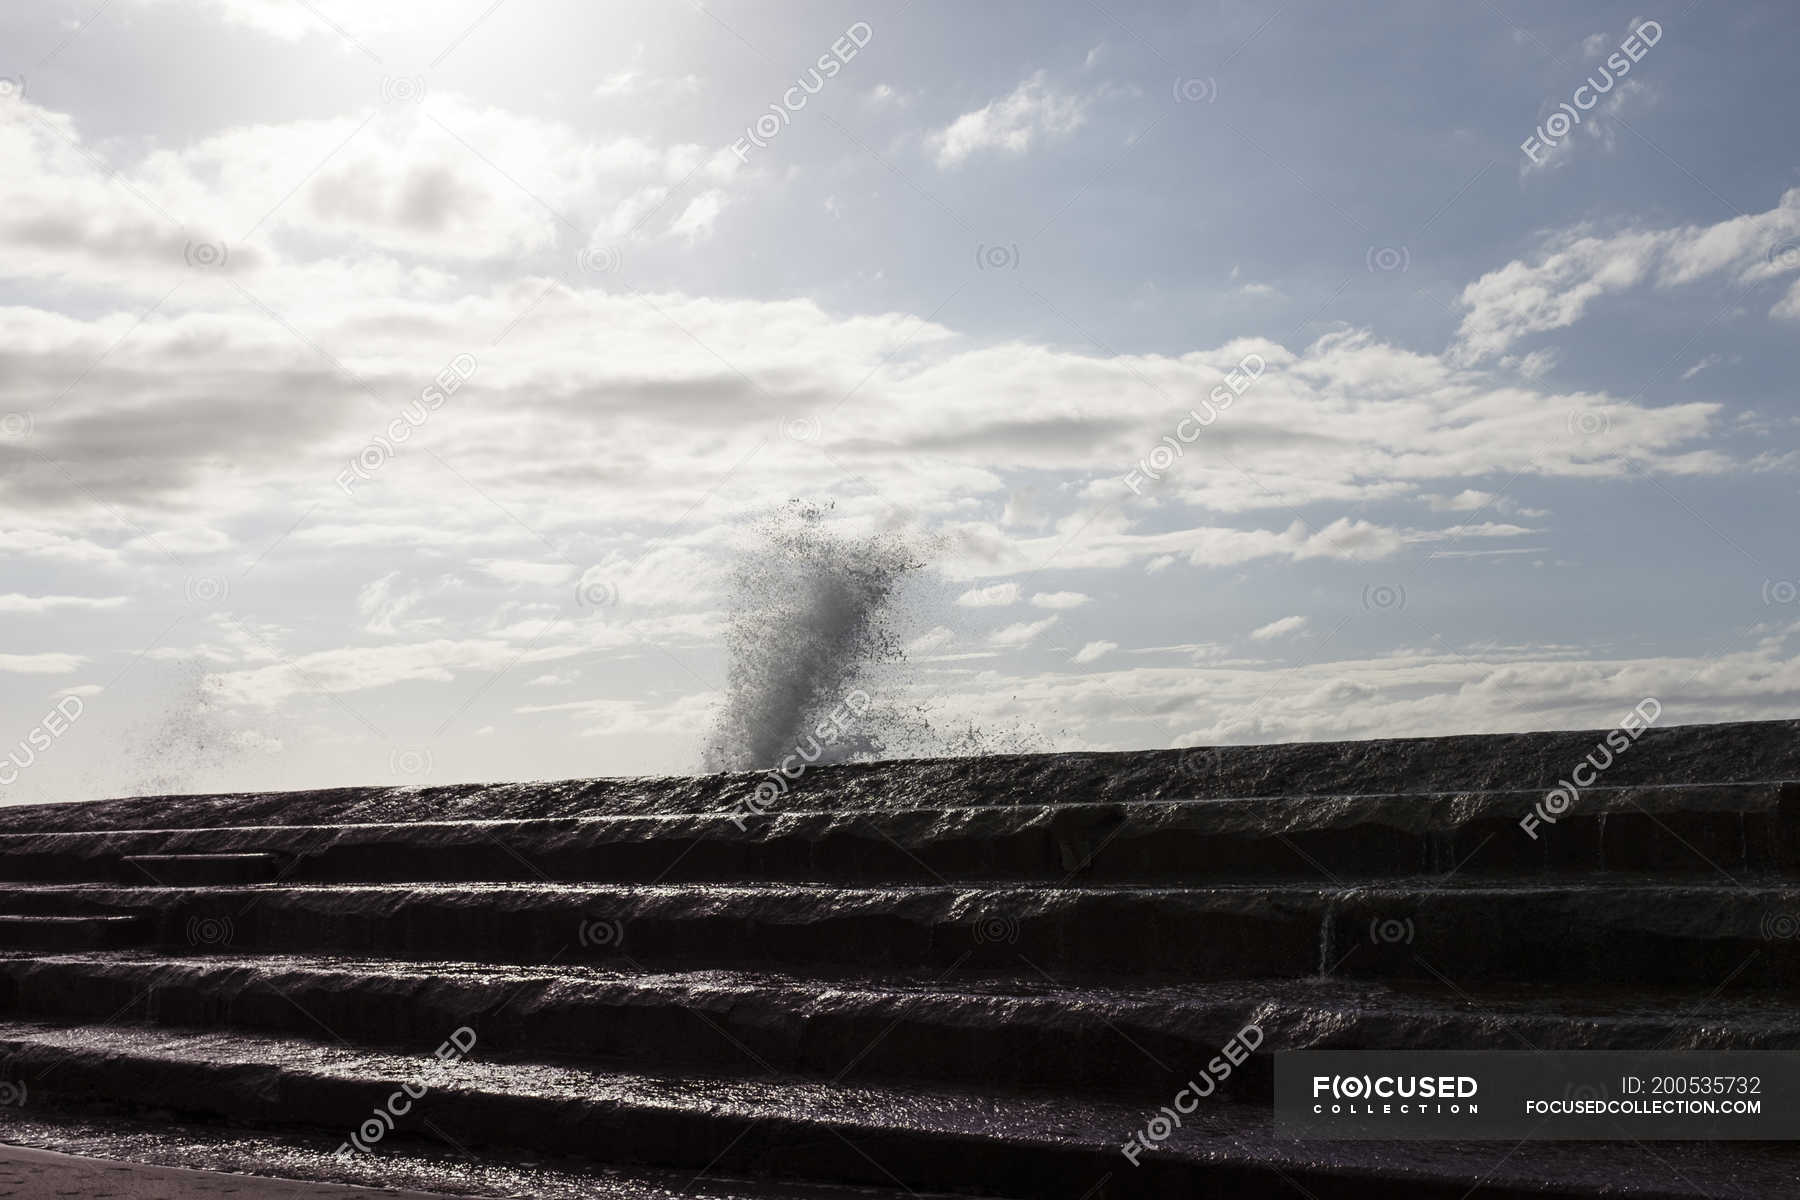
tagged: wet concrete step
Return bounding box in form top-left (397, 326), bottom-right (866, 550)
top-left (0, 1103), bottom-right (1005, 1200)
top-left (1, 1018), bottom-right (1784, 1199)
top-left (0, 782), bottom-right (1791, 885)
top-left (122, 852), bottom-right (285, 885)
top-left (0, 1143), bottom-right (491, 1200)
top-left (3, 879), bottom-right (1795, 987)
top-left (0, 913), bottom-right (148, 950)
top-left (3, 953), bottom-right (1798, 1098)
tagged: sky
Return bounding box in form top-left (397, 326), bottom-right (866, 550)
top-left (2, 0), bottom-right (1798, 804)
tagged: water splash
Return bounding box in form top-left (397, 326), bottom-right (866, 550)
top-left (122, 661), bottom-right (255, 796)
top-left (702, 502), bottom-right (924, 772)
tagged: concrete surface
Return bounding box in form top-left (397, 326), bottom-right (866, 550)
top-left (0, 1143), bottom-right (476, 1200)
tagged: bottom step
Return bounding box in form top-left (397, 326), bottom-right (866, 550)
top-left (0, 1142), bottom-right (477, 1200)
top-left (1, 1019), bottom-right (1796, 1197)
top-left (0, 1105), bottom-right (978, 1200)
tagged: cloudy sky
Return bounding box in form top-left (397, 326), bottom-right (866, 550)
top-left (3, 0), bottom-right (1798, 804)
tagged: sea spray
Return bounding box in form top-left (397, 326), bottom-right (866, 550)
top-left (702, 501), bottom-right (923, 773)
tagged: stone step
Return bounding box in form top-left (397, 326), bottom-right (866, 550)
top-left (0, 1143), bottom-right (488, 1200)
top-left (5, 718), bottom-right (1794, 837)
top-left (122, 852), bottom-right (286, 885)
top-left (0, 913), bottom-right (148, 950)
top-left (0, 782), bottom-right (1790, 885)
top-left (0, 1018), bottom-right (1785, 1199)
top-left (4, 879), bottom-right (1795, 987)
top-left (0, 1104), bottom-right (1000, 1200)
top-left (3, 953), bottom-right (1798, 1099)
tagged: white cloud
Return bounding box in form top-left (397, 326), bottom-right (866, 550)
top-left (989, 616), bottom-right (1059, 647)
top-left (669, 190), bottom-right (727, 243)
top-left (1072, 640), bottom-right (1116, 663)
top-left (1422, 490), bottom-right (1497, 512)
top-left (930, 71), bottom-right (1091, 168)
top-left (594, 71), bottom-right (700, 101)
top-left (476, 560), bottom-right (578, 588)
top-left (0, 653), bottom-right (86, 674)
top-left (0, 594), bottom-right (127, 613)
top-left (907, 626), bottom-right (955, 654)
top-left (1520, 77), bottom-right (1654, 175)
top-left (865, 84), bottom-right (910, 108)
top-left (956, 583), bottom-right (1019, 607)
top-left (1681, 354), bottom-right (1723, 381)
top-left (1250, 615), bottom-right (1308, 640)
top-left (356, 573), bottom-right (447, 636)
top-left (0, 94), bottom-right (741, 295)
top-left (0, 530), bottom-right (118, 567)
top-left (1454, 188), bottom-right (1800, 362)
top-left (1030, 591), bottom-right (1090, 609)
